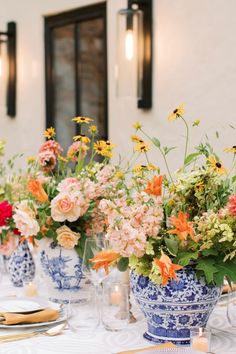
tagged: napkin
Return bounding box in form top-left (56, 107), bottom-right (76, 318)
top-left (116, 342), bottom-right (176, 354)
top-left (222, 283), bottom-right (236, 293)
top-left (0, 308), bottom-right (60, 325)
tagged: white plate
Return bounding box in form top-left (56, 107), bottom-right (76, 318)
top-left (0, 303), bottom-right (65, 329)
top-left (0, 297), bottom-right (50, 314)
top-left (138, 349), bottom-right (203, 354)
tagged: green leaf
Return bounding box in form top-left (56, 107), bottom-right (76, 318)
top-left (177, 251), bottom-right (199, 267)
top-left (152, 137), bottom-right (161, 148)
top-left (184, 153), bottom-right (200, 165)
top-left (196, 258), bottom-right (218, 283)
top-left (164, 238), bottom-right (179, 256)
top-left (201, 249), bottom-right (219, 257)
top-left (163, 146), bottom-right (176, 156)
top-left (215, 131), bottom-right (219, 139)
top-left (232, 175), bottom-right (236, 184)
top-left (117, 257), bottom-right (129, 272)
top-left (229, 124), bottom-right (235, 129)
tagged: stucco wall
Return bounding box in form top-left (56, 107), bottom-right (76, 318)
top-left (0, 0), bottom-right (235, 173)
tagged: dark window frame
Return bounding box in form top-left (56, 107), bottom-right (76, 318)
top-left (44, 2), bottom-right (108, 139)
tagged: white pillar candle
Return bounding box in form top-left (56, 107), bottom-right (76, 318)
top-left (191, 328), bottom-right (209, 352)
top-left (24, 282), bottom-right (38, 297)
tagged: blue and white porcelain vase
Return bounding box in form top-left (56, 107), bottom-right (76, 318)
top-left (39, 239), bottom-right (83, 304)
top-left (8, 240), bottom-right (35, 287)
top-left (131, 267), bottom-right (221, 345)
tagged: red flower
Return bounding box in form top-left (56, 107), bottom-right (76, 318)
top-left (0, 201), bottom-right (13, 226)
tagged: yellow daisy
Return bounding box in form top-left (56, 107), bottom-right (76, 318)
top-left (94, 140), bottom-right (114, 158)
top-left (207, 155), bottom-right (227, 175)
top-left (105, 141), bottom-right (116, 150)
top-left (131, 135), bottom-right (144, 143)
top-left (89, 125), bottom-right (98, 134)
top-left (27, 156), bottom-right (36, 163)
top-left (73, 135), bottom-right (91, 144)
top-left (72, 116), bottom-right (93, 124)
top-left (168, 104), bottom-right (185, 121)
top-left (147, 163), bottom-right (159, 172)
top-left (133, 121), bottom-right (142, 130)
top-left (134, 142), bottom-right (150, 153)
top-left (224, 146), bottom-right (236, 154)
top-left (44, 127), bottom-right (56, 139)
top-left (115, 170), bottom-right (124, 179)
top-left (132, 164), bottom-right (146, 175)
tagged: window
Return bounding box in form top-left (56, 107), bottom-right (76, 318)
top-left (45, 3), bottom-right (107, 150)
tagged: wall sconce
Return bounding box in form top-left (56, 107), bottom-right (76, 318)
top-left (116, 0), bottom-right (152, 109)
top-left (0, 22), bottom-right (17, 117)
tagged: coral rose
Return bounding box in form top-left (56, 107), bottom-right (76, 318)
top-left (56, 225), bottom-right (80, 249)
top-left (227, 194), bottom-right (236, 217)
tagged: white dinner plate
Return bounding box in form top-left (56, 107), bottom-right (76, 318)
top-left (0, 297), bottom-right (50, 313)
top-left (138, 349), bottom-right (203, 354)
top-left (0, 301), bottom-right (65, 329)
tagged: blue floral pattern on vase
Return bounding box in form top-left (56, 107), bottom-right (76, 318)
top-left (8, 240), bottom-right (35, 287)
top-left (40, 241), bottom-right (83, 304)
top-left (130, 267), bottom-right (221, 345)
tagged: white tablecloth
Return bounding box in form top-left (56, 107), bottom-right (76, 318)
top-left (0, 276), bottom-right (235, 354)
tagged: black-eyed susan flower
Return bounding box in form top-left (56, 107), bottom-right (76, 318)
top-left (131, 135), bottom-right (144, 143)
top-left (94, 140), bottom-right (115, 158)
top-left (147, 163), bottom-right (159, 172)
top-left (224, 146), bottom-right (236, 154)
top-left (73, 135), bottom-right (91, 144)
top-left (207, 155), bottom-right (227, 175)
top-left (133, 121), bottom-right (142, 131)
top-left (132, 164), bottom-right (146, 175)
top-left (44, 127), bottom-right (56, 139)
top-left (115, 170), bottom-right (124, 179)
top-left (27, 156), bottom-right (36, 163)
top-left (134, 142), bottom-right (150, 153)
top-left (72, 116), bottom-right (93, 124)
top-left (89, 125), bottom-right (98, 134)
top-left (168, 104), bottom-right (185, 121)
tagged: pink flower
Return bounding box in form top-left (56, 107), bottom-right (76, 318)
top-left (51, 191), bottom-right (84, 222)
top-left (39, 140), bottom-right (62, 156)
top-left (39, 151), bottom-right (57, 172)
top-left (0, 233), bottom-right (18, 256)
top-left (67, 141), bottom-right (88, 161)
top-left (57, 178), bottom-right (81, 193)
top-left (227, 194), bottom-right (236, 217)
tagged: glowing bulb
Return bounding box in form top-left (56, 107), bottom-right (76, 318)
top-left (125, 30), bottom-right (134, 61)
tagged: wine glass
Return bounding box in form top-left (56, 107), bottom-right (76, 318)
top-left (82, 234), bottom-right (111, 286)
top-left (82, 234), bottom-right (113, 326)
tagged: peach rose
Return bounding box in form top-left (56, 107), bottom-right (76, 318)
top-left (13, 209), bottom-right (40, 237)
top-left (56, 225), bottom-right (80, 249)
top-left (51, 191), bottom-right (82, 222)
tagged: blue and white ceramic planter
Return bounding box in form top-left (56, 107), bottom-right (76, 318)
top-left (8, 240), bottom-right (35, 287)
top-left (131, 268), bottom-right (221, 345)
top-left (39, 239), bottom-right (83, 304)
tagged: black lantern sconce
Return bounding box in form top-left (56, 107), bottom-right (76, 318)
top-left (116, 0), bottom-right (152, 109)
top-left (0, 22), bottom-right (17, 117)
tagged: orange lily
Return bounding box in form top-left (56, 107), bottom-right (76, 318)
top-left (27, 179), bottom-right (48, 203)
top-left (144, 175), bottom-right (164, 197)
top-left (154, 253), bottom-right (183, 286)
top-left (167, 211), bottom-right (195, 241)
top-left (90, 250), bottom-right (120, 274)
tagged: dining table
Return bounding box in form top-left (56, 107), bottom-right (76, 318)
top-left (0, 273), bottom-right (235, 354)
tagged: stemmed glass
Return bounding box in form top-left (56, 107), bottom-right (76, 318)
top-left (82, 234), bottom-right (113, 325)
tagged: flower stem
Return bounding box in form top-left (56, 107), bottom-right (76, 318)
top-left (180, 115), bottom-right (189, 164)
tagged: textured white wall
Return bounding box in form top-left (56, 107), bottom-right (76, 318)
top-left (0, 0), bottom-right (236, 173)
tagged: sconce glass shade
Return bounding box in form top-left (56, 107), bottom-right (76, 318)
top-left (116, 8), bottom-right (143, 99)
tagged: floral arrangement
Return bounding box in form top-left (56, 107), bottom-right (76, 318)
top-left (9, 117), bottom-right (125, 258)
top-left (92, 106), bottom-right (236, 287)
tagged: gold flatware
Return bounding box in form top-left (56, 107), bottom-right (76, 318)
top-left (0, 323), bottom-right (66, 343)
